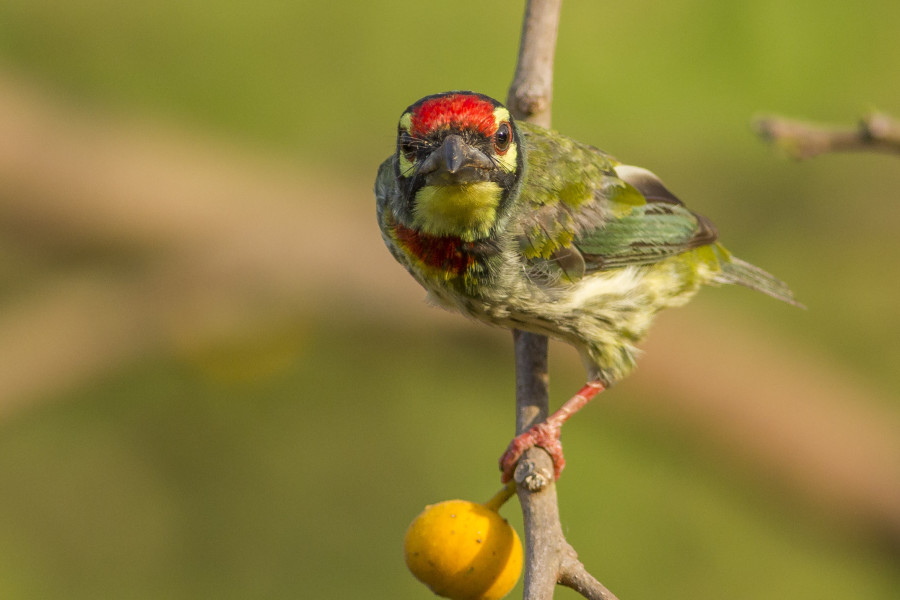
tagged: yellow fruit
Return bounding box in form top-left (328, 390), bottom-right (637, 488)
top-left (404, 495), bottom-right (523, 600)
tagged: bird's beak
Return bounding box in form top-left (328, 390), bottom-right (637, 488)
top-left (419, 134), bottom-right (494, 184)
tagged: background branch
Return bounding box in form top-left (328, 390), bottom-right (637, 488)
top-left (506, 1), bottom-right (618, 599)
top-left (753, 111), bottom-right (900, 159)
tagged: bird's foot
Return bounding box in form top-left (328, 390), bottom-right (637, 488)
top-left (499, 420), bottom-right (565, 483)
top-left (499, 380), bottom-right (606, 484)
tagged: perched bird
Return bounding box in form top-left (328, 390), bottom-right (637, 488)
top-left (375, 91), bottom-right (798, 483)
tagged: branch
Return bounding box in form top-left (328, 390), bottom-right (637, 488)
top-left (753, 111), bottom-right (900, 160)
top-left (507, 2), bottom-right (620, 599)
top-left (507, 0), bottom-right (561, 129)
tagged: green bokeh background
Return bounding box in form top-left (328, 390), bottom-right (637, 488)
top-left (1, 1), bottom-right (898, 598)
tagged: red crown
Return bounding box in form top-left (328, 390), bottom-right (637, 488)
top-left (411, 94), bottom-right (498, 137)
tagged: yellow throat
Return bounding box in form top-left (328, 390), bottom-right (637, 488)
top-left (412, 182), bottom-right (502, 241)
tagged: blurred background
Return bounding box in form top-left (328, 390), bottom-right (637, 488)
top-left (0, 1), bottom-right (898, 598)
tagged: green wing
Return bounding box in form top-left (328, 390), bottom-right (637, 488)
top-left (574, 165), bottom-right (718, 271)
top-left (516, 124), bottom-right (798, 305)
top-left (516, 123), bottom-right (717, 280)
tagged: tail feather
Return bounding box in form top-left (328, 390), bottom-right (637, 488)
top-left (716, 256), bottom-right (803, 307)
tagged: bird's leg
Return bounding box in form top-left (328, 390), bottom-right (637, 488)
top-left (500, 380), bottom-right (605, 483)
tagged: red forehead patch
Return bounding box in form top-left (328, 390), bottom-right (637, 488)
top-left (411, 94), bottom-right (498, 137)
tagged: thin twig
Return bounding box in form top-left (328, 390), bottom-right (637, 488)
top-left (558, 554), bottom-right (619, 600)
top-left (506, 1), bottom-right (620, 599)
top-left (507, 0), bottom-right (562, 129)
top-left (753, 111), bottom-right (900, 159)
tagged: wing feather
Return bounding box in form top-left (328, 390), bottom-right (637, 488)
top-left (515, 122), bottom-right (719, 280)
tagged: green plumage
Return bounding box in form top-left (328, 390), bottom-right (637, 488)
top-left (376, 93), bottom-right (798, 385)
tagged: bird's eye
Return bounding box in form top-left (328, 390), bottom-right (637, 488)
top-left (399, 134), bottom-right (418, 162)
top-left (493, 122), bottom-right (512, 154)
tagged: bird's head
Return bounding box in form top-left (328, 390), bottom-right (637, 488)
top-left (391, 92), bottom-right (524, 242)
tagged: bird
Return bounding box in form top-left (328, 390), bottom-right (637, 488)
top-left (375, 91), bottom-right (798, 483)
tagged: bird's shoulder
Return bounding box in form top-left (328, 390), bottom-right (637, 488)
top-left (374, 156), bottom-right (396, 205)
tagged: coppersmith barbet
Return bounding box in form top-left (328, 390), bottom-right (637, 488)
top-left (375, 92), bottom-right (797, 482)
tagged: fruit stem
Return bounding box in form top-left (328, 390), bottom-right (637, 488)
top-left (482, 480), bottom-right (517, 512)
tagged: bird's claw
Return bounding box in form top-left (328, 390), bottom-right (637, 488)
top-left (499, 421), bottom-right (565, 483)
